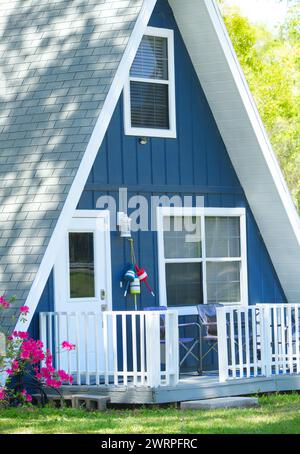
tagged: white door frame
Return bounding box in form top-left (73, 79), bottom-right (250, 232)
top-left (54, 210), bottom-right (112, 312)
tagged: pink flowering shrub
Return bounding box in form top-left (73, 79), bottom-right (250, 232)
top-left (61, 341), bottom-right (76, 351)
top-left (0, 297), bottom-right (10, 310)
top-left (0, 295), bottom-right (75, 407)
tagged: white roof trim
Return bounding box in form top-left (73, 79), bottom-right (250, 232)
top-left (169, 0), bottom-right (300, 303)
top-left (14, 0), bottom-right (158, 332)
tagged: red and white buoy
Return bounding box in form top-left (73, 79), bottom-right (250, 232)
top-left (135, 264), bottom-right (155, 297)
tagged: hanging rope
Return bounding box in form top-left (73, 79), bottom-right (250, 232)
top-left (128, 237), bottom-right (155, 297)
top-left (128, 238), bottom-right (137, 265)
top-left (128, 238), bottom-right (139, 310)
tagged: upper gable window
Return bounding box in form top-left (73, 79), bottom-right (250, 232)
top-left (124, 27), bottom-right (176, 138)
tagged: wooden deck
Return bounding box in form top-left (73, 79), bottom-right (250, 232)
top-left (59, 373), bottom-right (300, 404)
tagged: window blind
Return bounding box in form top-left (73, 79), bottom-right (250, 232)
top-left (130, 81), bottom-right (169, 129)
top-left (130, 35), bottom-right (168, 80)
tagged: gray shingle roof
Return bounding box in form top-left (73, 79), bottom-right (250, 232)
top-left (0, 0), bottom-right (144, 333)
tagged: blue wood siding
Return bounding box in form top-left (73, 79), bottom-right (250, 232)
top-left (29, 271), bottom-right (54, 339)
top-left (31, 0), bottom-right (286, 338)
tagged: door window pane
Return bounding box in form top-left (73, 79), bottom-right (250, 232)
top-left (205, 217), bottom-right (240, 258)
top-left (164, 216), bottom-right (202, 259)
top-left (69, 232), bottom-right (95, 299)
top-left (166, 263), bottom-right (203, 307)
top-left (206, 262), bottom-right (240, 304)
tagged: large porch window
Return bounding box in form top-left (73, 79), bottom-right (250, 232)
top-left (157, 208), bottom-right (248, 314)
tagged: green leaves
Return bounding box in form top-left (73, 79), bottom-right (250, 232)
top-left (221, 2), bottom-right (300, 212)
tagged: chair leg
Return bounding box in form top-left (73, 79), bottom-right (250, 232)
top-left (179, 341), bottom-right (200, 366)
top-left (199, 330), bottom-right (203, 376)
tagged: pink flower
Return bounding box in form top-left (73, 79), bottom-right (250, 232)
top-left (40, 367), bottom-right (51, 379)
top-left (13, 331), bottom-right (28, 340)
top-left (6, 369), bottom-right (13, 375)
top-left (0, 296), bottom-right (10, 309)
top-left (45, 351), bottom-right (53, 365)
top-left (20, 350), bottom-right (30, 360)
top-left (34, 366), bottom-right (42, 381)
top-left (58, 370), bottom-right (68, 381)
top-left (20, 306), bottom-right (29, 314)
top-left (11, 359), bottom-right (19, 371)
top-left (0, 388), bottom-right (5, 400)
top-left (58, 370), bottom-right (73, 383)
top-left (21, 389), bottom-right (32, 402)
top-left (45, 378), bottom-right (62, 388)
top-left (20, 339), bottom-right (45, 364)
top-left (61, 341), bottom-right (75, 351)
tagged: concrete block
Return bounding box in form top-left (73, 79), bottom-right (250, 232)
top-left (180, 397), bottom-right (259, 410)
top-left (32, 394), bottom-right (72, 407)
top-left (72, 394), bottom-right (110, 411)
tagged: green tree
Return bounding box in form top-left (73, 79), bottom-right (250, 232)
top-left (219, 2), bottom-right (300, 211)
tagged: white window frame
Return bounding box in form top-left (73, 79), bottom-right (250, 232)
top-left (123, 26), bottom-right (176, 139)
top-left (157, 207), bottom-right (248, 316)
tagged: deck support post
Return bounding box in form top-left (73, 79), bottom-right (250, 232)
top-left (165, 312), bottom-right (179, 386)
top-left (261, 305), bottom-right (272, 377)
top-left (145, 313), bottom-right (161, 388)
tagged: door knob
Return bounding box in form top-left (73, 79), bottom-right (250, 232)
top-left (100, 289), bottom-right (106, 301)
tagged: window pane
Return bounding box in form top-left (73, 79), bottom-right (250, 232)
top-left (69, 232), bottom-right (95, 298)
top-left (206, 262), bottom-right (240, 304)
top-left (205, 217), bottom-right (241, 258)
top-left (164, 216), bottom-right (202, 259)
top-left (130, 35), bottom-right (168, 80)
top-left (130, 81), bottom-right (169, 129)
top-left (166, 263), bottom-right (203, 307)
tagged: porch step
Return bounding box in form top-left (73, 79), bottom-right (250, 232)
top-left (72, 394), bottom-right (110, 411)
top-left (180, 396), bottom-right (259, 410)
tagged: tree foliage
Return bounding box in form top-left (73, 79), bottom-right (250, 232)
top-left (220, 1), bottom-right (300, 212)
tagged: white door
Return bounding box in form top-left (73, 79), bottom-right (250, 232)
top-left (54, 210), bottom-right (112, 381)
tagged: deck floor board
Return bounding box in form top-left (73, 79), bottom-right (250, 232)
top-left (59, 374), bottom-right (300, 404)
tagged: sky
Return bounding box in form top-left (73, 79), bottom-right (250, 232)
top-left (224, 0), bottom-right (289, 29)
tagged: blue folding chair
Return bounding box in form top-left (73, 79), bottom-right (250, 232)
top-left (197, 304), bottom-right (223, 375)
top-left (144, 307), bottom-right (201, 373)
top-left (197, 304), bottom-right (259, 376)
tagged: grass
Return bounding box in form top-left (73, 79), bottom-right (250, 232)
top-left (0, 393), bottom-right (300, 434)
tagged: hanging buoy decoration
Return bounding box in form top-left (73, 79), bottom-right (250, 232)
top-left (130, 277), bottom-right (141, 295)
top-left (123, 266), bottom-right (135, 297)
top-left (120, 238), bottom-right (155, 312)
top-left (135, 264), bottom-right (155, 297)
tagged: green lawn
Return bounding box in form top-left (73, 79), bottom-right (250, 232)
top-left (0, 394), bottom-right (300, 434)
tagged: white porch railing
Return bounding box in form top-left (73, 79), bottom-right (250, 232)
top-left (39, 310), bottom-right (179, 388)
top-left (217, 304), bottom-right (300, 382)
